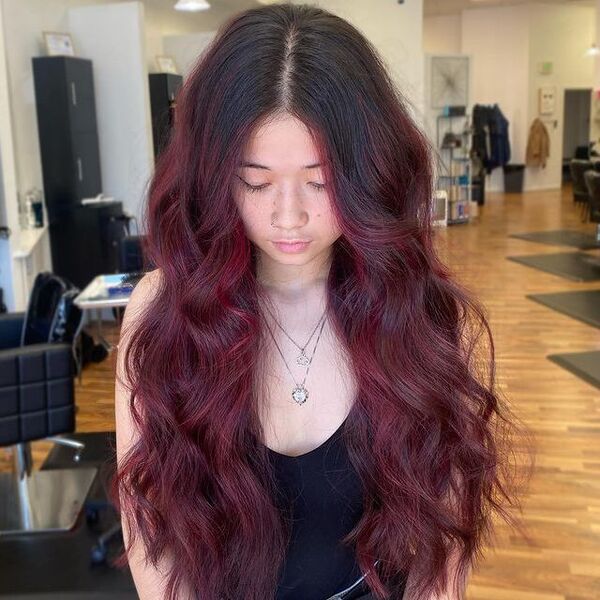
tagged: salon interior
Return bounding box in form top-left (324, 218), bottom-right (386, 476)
top-left (0, 0), bottom-right (599, 598)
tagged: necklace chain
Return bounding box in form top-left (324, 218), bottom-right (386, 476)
top-left (262, 302), bottom-right (326, 366)
top-left (262, 308), bottom-right (327, 405)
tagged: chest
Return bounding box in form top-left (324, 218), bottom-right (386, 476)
top-left (256, 319), bottom-right (358, 457)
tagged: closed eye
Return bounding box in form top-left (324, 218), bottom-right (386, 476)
top-left (236, 176), bottom-right (326, 194)
top-left (241, 180), bottom-right (269, 193)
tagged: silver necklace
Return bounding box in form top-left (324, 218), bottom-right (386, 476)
top-left (263, 314), bottom-right (327, 405)
top-left (262, 302), bottom-right (326, 366)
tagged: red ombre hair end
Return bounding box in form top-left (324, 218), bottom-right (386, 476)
top-left (108, 4), bottom-right (534, 599)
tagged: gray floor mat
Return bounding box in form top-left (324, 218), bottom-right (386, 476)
top-left (509, 230), bottom-right (600, 250)
top-left (547, 350), bottom-right (600, 391)
top-left (507, 252), bottom-right (600, 282)
top-left (526, 289), bottom-right (600, 329)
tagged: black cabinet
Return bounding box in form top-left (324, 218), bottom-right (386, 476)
top-left (32, 56), bottom-right (126, 289)
top-left (32, 56), bottom-right (102, 221)
top-left (65, 58), bottom-right (97, 134)
top-left (71, 130), bottom-right (102, 202)
top-left (148, 73), bottom-right (182, 159)
top-left (48, 203), bottom-right (125, 290)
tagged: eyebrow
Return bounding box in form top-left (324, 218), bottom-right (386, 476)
top-left (239, 161), bottom-right (322, 171)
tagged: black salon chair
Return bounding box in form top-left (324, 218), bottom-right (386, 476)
top-left (119, 234), bottom-right (147, 273)
top-left (570, 160), bottom-right (593, 220)
top-left (0, 272), bottom-right (98, 535)
top-left (583, 170), bottom-right (600, 241)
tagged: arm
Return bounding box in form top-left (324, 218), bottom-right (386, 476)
top-left (401, 545), bottom-right (471, 600)
top-left (114, 269), bottom-right (196, 600)
top-left (402, 469), bottom-right (473, 600)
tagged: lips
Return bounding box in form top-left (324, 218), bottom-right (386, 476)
top-left (271, 240), bottom-right (312, 253)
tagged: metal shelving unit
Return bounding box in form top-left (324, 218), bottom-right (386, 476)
top-left (436, 114), bottom-right (477, 225)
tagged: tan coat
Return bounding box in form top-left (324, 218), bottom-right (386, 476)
top-left (526, 118), bottom-right (550, 168)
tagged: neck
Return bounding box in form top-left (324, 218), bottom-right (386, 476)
top-left (255, 250), bottom-right (332, 305)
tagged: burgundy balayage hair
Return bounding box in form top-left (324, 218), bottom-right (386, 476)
top-left (109, 4), bottom-right (533, 599)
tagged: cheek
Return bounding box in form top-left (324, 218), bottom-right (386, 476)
top-left (236, 201), bottom-right (268, 239)
top-left (317, 208), bottom-right (342, 239)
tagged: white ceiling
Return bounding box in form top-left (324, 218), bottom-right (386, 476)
top-left (424, 0), bottom-right (595, 17)
top-left (141, 0), bottom-right (598, 20)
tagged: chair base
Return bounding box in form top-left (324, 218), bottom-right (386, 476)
top-left (0, 466), bottom-right (98, 536)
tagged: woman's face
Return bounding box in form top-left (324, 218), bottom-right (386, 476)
top-left (232, 114), bottom-right (342, 282)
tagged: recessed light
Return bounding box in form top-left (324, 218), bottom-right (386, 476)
top-left (174, 0), bottom-right (210, 11)
top-left (586, 43), bottom-right (600, 56)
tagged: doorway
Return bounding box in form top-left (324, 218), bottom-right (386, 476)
top-left (562, 88), bottom-right (591, 185)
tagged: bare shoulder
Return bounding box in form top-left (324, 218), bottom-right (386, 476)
top-left (113, 270), bottom-right (161, 463)
top-left (114, 268), bottom-right (164, 444)
top-left (127, 268), bottom-right (163, 313)
top-left (119, 268), bottom-right (163, 339)
top-left (140, 267), bottom-right (164, 291)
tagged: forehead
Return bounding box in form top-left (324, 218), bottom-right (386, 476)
top-left (241, 114), bottom-right (322, 171)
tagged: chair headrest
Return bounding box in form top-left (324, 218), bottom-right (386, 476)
top-left (21, 272), bottom-right (81, 346)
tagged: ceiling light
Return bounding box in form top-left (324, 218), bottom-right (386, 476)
top-left (586, 43), bottom-right (600, 57)
top-left (174, 0), bottom-right (210, 11)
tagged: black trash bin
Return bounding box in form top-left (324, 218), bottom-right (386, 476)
top-left (503, 163), bottom-right (525, 193)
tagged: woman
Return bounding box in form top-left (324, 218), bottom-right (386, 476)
top-left (110, 4), bottom-right (531, 600)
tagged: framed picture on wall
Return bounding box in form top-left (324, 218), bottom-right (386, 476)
top-left (43, 32), bottom-right (75, 56)
top-left (156, 55), bottom-right (179, 75)
top-left (430, 56), bottom-right (469, 109)
top-left (538, 86), bottom-right (556, 115)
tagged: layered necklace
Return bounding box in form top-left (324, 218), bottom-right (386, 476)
top-left (262, 301), bottom-right (327, 405)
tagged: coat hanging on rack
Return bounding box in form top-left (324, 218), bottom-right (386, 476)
top-left (525, 118), bottom-right (550, 168)
top-left (472, 103), bottom-right (511, 174)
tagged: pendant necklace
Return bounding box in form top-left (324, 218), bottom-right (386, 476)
top-left (262, 302), bottom-right (327, 366)
top-left (263, 313), bottom-right (327, 405)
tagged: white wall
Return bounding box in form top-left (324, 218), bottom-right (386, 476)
top-left (527, 2), bottom-right (595, 190)
top-left (423, 14), bottom-right (462, 55)
top-left (462, 4), bottom-right (531, 193)
top-left (163, 31), bottom-right (216, 78)
top-left (0, 0), bottom-right (117, 310)
top-left (0, 0), bottom-right (21, 311)
top-left (143, 2), bottom-right (229, 74)
top-left (423, 17), bottom-right (470, 190)
top-left (2, 0), bottom-right (82, 201)
top-left (68, 1), bottom-right (154, 224)
top-left (425, 2), bottom-right (596, 193)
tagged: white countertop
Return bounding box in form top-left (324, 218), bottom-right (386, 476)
top-left (12, 224), bottom-right (48, 259)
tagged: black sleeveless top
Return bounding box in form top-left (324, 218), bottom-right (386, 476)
top-left (266, 416), bottom-right (368, 599)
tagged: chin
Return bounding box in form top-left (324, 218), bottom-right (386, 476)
top-left (270, 251), bottom-right (314, 263)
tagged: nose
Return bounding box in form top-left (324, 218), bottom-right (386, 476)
top-left (271, 186), bottom-right (309, 229)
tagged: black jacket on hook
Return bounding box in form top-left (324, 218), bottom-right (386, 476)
top-left (472, 103), bottom-right (511, 174)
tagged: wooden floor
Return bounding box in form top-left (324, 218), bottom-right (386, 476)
top-left (3, 181), bottom-right (600, 599)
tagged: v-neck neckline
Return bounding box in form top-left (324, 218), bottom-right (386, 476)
top-left (264, 416), bottom-right (348, 460)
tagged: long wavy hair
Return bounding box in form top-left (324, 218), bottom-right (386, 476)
top-left (109, 4), bottom-right (534, 599)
